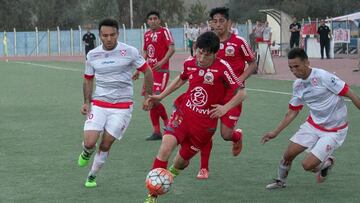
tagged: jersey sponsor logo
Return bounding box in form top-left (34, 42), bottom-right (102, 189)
top-left (208, 69), bottom-right (218, 73)
top-left (190, 86), bottom-right (208, 107)
top-left (148, 58), bottom-right (158, 64)
top-left (190, 145), bottom-right (200, 152)
top-left (220, 43), bottom-right (224, 49)
top-left (151, 33), bottom-right (158, 42)
top-left (203, 71), bottom-right (214, 85)
top-left (147, 44), bottom-right (155, 58)
top-left (101, 60), bottom-right (115, 65)
top-left (199, 69), bottom-right (205, 76)
top-left (225, 45), bottom-right (235, 56)
top-left (240, 45), bottom-right (250, 57)
top-left (187, 67), bottom-right (197, 71)
top-left (120, 49), bottom-right (127, 56)
top-left (227, 42), bottom-right (238, 47)
top-left (224, 71), bottom-right (235, 84)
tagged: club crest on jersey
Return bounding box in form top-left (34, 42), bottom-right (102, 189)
top-left (203, 71), bottom-right (214, 85)
top-left (225, 45), bottom-right (235, 56)
top-left (147, 44), bottom-right (155, 58)
top-left (220, 43), bottom-right (224, 49)
top-left (311, 77), bottom-right (318, 86)
top-left (151, 33), bottom-right (158, 42)
top-left (120, 50), bottom-right (127, 56)
top-left (199, 69), bottom-right (205, 76)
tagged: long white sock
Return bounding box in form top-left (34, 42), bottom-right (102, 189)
top-left (88, 150), bottom-right (109, 177)
top-left (277, 159), bottom-right (290, 182)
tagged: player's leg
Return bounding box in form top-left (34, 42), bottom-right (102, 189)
top-left (78, 105), bottom-right (106, 167)
top-left (220, 105), bottom-right (243, 156)
top-left (85, 130), bottom-right (116, 188)
top-left (266, 141), bottom-right (306, 189)
top-left (79, 130), bottom-right (100, 167)
top-left (290, 37), bottom-right (294, 49)
top-left (85, 107), bottom-right (132, 187)
top-left (306, 127), bottom-right (347, 183)
top-left (146, 72), bottom-right (169, 141)
top-left (197, 140), bottom-right (212, 179)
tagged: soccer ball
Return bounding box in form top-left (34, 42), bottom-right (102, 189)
top-left (145, 168), bottom-right (174, 195)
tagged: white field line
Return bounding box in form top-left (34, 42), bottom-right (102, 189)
top-left (12, 61), bottom-right (352, 102)
top-left (13, 61), bottom-right (82, 72)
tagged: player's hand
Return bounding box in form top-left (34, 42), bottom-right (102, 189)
top-left (148, 94), bottom-right (162, 104)
top-left (152, 60), bottom-right (165, 71)
top-left (80, 103), bottom-right (91, 115)
top-left (261, 131), bottom-right (277, 144)
top-left (132, 70), bottom-right (140, 80)
top-left (142, 98), bottom-right (153, 111)
top-left (209, 104), bottom-right (227, 119)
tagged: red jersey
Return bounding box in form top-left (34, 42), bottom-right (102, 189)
top-left (217, 33), bottom-right (255, 77)
top-left (143, 27), bottom-right (174, 70)
top-left (176, 57), bottom-right (244, 123)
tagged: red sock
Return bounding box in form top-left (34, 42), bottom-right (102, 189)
top-left (156, 103), bottom-right (169, 125)
top-left (150, 108), bottom-right (160, 133)
top-left (232, 130), bottom-right (242, 142)
top-left (152, 157), bottom-right (168, 169)
top-left (200, 140), bottom-right (212, 170)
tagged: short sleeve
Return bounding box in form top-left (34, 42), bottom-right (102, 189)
top-left (289, 82), bottom-right (304, 111)
top-left (180, 62), bottom-right (189, 80)
top-left (237, 37), bottom-right (255, 62)
top-left (84, 57), bottom-right (95, 79)
top-left (220, 59), bottom-right (243, 90)
top-left (131, 47), bottom-right (147, 72)
top-left (163, 28), bottom-right (174, 46)
top-left (321, 71), bottom-right (348, 95)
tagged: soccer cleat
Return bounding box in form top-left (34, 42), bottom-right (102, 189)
top-left (146, 133), bottom-right (162, 141)
top-left (168, 165), bottom-right (180, 178)
top-left (196, 168), bottom-right (209, 179)
top-left (85, 175), bottom-right (97, 188)
top-left (78, 152), bottom-right (91, 167)
top-left (232, 129), bottom-right (243, 156)
top-left (265, 179), bottom-right (286, 190)
top-left (144, 194), bottom-right (157, 203)
top-left (317, 156), bottom-right (335, 183)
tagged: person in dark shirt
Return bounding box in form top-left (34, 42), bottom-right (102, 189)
top-left (317, 19), bottom-right (332, 59)
top-left (289, 17), bottom-right (301, 49)
top-left (82, 28), bottom-right (96, 56)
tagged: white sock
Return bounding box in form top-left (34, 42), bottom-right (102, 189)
top-left (277, 159), bottom-right (290, 182)
top-left (88, 150), bottom-right (109, 177)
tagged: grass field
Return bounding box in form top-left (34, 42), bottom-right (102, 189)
top-left (1, 60), bottom-right (359, 203)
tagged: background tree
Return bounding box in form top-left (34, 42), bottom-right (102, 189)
top-left (186, 0), bottom-right (208, 24)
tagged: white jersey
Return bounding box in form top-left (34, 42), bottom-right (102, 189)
top-left (289, 68), bottom-right (349, 131)
top-left (84, 42), bottom-right (146, 104)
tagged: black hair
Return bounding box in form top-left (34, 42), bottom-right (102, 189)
top-left (288, 48), bottom-right (308, 61)
top-left (195, 31), bottom-right (220, 53)
top-left (209, 7), bottom-right (229, 20)
top-left (98, 18), bottom-right (119, 32)
top-left (146, 11), bottom-right (160, 19)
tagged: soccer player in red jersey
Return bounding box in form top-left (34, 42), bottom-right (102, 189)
top-left (196, 7), bottom-right (257, 179)
top-left (143, 31), bottom-right (246, 203)
top-left (134, 11), bottom-right (175, 141)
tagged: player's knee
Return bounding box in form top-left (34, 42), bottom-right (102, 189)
top-left (99, 143), bottom-right (111, 152)
top-left (301, 161), bottom-right (315, 171)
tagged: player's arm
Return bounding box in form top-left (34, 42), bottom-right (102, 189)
top-left (142, 66), bottom-right (154, 111)
top-left (149, 75), bottom-right (186, 103)
top-left (209, 87), bottom-right (247, 119)
top-left (239, 60), bottom-right (257, 81)
top-left (153, 44), bottom-right (175, 71)
top-left (261, 108), bottom-right (300, 144)
top-left (81, 77), bottom-right (93, 115)
top-left (343, 88), bottom-right (360, 109)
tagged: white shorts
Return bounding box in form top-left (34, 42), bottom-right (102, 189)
top-left (84, 105), bottom-right (133, 140)
top-left (290, 122), bottom-right (348, 162)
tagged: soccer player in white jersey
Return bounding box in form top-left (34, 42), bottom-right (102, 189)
top-left (77, 18), bottom-right (154, 188)
top-left (262, 48), bottom-right (360, 189)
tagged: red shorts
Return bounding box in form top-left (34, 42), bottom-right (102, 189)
top-left (142, 70), bottom-right (169, 95)
top-left (164, 107), bottom-right (217, 161)
top-left (220, 104), bottom-right (242, 128)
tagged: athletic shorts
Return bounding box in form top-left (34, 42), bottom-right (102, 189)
top-left (142, 70), bottom-right (169, 95)
top-left (220, 103), bottom-right (242, 128)
top-left (84, 105), bottom-right (133, 140)
top-left (164, 108), bottom-right (217, 161)
top-left (290, 122), bottom-right (348, 162)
